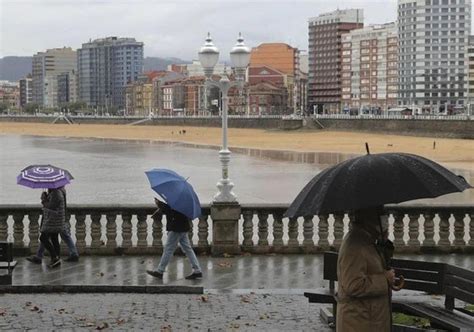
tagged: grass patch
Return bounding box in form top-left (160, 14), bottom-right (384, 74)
top-left (465, 304), bottom-right (474, 312)
top-left (393, 313), bottom-right (431, 328)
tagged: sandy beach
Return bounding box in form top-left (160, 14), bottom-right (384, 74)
top-left (1, 122), bottom-right (473, 170)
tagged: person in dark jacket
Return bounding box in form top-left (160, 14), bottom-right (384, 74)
top-left (147, 198), bottom-right (202, 280)
top-left (39, 187), bottom-right (67, 268)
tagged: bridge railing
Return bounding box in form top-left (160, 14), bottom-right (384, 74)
top-left (0, 204), bottom-right (472, 255)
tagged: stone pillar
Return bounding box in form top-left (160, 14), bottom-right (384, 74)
top-left (241, 210), bottom-right (253, 251)
top-left (121, 214), bottom-right (132, 249)
top-left (28, 212), bottom-right (41, 254)
top-left (90, 213), bottom-right (102, 252)
top-left (197, 213), bottom-right (209, 253)
top-left (407, 213), bottom-right (420, 250)
top-left (75, 213), bottom-right (86, 254)
top-left (469, 213), bottom-right (474, 247)
top-left (272, 212), bottom-right (284, 252)
top-left (452, 213), bottom-right (466, 247)
top-left (210, 202), bottom-right (241, 256)
top-left (318, 215), bottom-right (329, 250)
top-left (333, 214), bottom-right (344, 250)
top-left (422, 213), bottom-right (435, 248)
top-left (257, 211), bottom-right (270, 252)
top-left (302, 216), bottom-right (314, 246)
top-left (287, 217), bottom-right (299, 253)
top-left (106, 213), bottom-right (117, 253)
top-left (438, 213), bottom-right (451, 248)
top-left (392, 213), bottom-right (405, 249)
top-left (152, 213), bottom-right (163, 250)
top-left (0, 214), bottom-right (8, 242)
top-left (136, 213), bottom-right (148, 250)
top-left (12, 214), bottom-right (25, 249)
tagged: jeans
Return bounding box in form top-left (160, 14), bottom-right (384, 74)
top-left (156, 231), bottom-right (201, 274)
top-left (36, 229), bottom-right (79, 259)
top-left (39, 232), bottom-right (60, 260)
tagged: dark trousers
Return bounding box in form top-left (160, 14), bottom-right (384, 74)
top-left (39, 232), bottom-right (60, 259)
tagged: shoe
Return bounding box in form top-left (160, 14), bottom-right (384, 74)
top-left (26, 256), bottom-right (42, 264)
top-left (65, 255), bottom-right (79, 262)
top-left (185, 272), bottom-right (203, 280)
top-left (146, 270), bottom-right (163, 279)
top-left (48, 258), bottom-right (61, 268)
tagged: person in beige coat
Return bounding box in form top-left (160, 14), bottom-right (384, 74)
top-left (336, 207), bottom-right (396, 332)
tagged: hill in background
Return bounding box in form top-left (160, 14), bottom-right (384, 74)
top-left (0, 56), bottom-right (190, 82)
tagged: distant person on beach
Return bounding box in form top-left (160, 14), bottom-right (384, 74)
top-left (27, 187), bottom-right (79, 266)
top-left (146, 198), bottom-right (202, 280)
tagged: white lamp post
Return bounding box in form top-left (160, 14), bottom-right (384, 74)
top-left (199, 32), bottom-right (250, 203)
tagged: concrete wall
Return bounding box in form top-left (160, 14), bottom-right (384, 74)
top-left (315, 118), bottom-right (474, 139)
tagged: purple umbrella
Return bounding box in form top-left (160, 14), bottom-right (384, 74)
top-left (17, 164), bottom-right (74, 189)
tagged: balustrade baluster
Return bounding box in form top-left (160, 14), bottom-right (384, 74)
top-left (392, 213), bottom-right (405, 247)
top-left (469, 213), bottom-right (474, 246)
top-left (197, 214), bottom-right (209, 248)
top-left (333, 214), bottom-right (344, 249)
top-left (12, 214), bottom-right (25, 248)
top-left (302, 216), bottom-right (314, 247)
top-left (106, 213), bottom-right (118, 250)
top-left (0, 214), bottom-right (8, 241)
top-left (136, 213), bottom-right (148, 248)
top-left (121, 214), bottom-right (132, 248)
top-left (257, 212), bottom-right (269, 248)
top-left (272, 212), bottom-right (284, 248)
top-left (75, 213), bottom-right (86, 252)
top-left (287, 217), bottom-right (299, 249)
top-left (407, 213), bottom-right (420, 249)
top-left (438, 213), bottom-right (451, 247)
top-left (422, 213), bottom-right (435, 247)
top-left (318, 215), bottom-right (329, 249)
top-left (452, 213), bottom-right (466, 247)
top-left (90, 213), bottom-right (102, 250)
top-left (152, 213), bottom-right (163, 249)
top-left (242, 210), bottom-right (254, 249)
top-left (28, 212), bottom-right (41, 253)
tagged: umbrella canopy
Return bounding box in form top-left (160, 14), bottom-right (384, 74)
top-left (285, 152), bottom-right (471, 218)
top-left (17, 164), bottom-right (74, 189)
top-left (145, 168), bottom-right (201, 220)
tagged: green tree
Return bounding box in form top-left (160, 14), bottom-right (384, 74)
top-left (23, 103), bottom-right (40, 114)
top-left (0, 102), bottom-right (9, 112)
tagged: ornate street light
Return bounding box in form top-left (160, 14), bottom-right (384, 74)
top-left (198, 32), bottom-right (251, 202)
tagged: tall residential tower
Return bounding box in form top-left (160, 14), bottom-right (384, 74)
top-left (77, 37), bottom-right (144, 109)
top-left (308, 9), bottom-right (364, 113)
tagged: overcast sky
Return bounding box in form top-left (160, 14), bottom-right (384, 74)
top-left (0, 0), bottom-right (463, 60)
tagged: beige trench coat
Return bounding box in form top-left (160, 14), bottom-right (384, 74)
top-left (336, 225), bottom-right (391, 332)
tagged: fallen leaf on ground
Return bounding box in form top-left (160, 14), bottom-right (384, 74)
top-left (30, 306), bottom-right (40, 312)
top-left (259, 313), bottom-right (270, 320)
top-left (160, 324), bottom-right (172, 332)
top-left (199, 295), bottom-right (209, 302)
top-left (223, 253), bottom-right (233, 258)
top-left (217, 261), bottom-right (232, 268)
top-left (116, 319), bottom-right (126, 325)
top-left (96, 322), bottom-right (109, 330)
top-left (230, 322), bottom-right (240, 329)
top-left (25, 302), bottom-right (32, 306)
top-left (240, 295), bottom-right (251, 303)
top-left (0, 308), bottom-right (6, 316)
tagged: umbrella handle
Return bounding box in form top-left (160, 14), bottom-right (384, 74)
top-left (391, 275), bottom-right (405, 291)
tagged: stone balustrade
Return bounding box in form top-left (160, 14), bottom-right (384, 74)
top-left (0, 204), bottom-right (472, 255)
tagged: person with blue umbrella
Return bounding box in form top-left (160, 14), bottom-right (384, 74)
top-left (145, 169), bottom-right (203, 280)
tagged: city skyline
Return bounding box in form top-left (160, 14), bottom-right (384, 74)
top-left (0, 0), bottom-right (404, 59)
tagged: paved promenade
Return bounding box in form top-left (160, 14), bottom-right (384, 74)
top-left (2, 254), bottom-right (473, 330)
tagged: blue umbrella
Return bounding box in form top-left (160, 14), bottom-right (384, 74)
top-left (145, 168), bottom-right (201, 220)
top-left (17, 164), bottom-right (74, 189)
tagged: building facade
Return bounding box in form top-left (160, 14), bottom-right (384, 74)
top-left (250, 43), bottom-right (300, 112)
top-left (19, 76), bottom-right (33, 108)
top-left (468, 35), bottom-right (474, 107)
top-left (398, 0), bottom-right (471, 111)
top-left (308, 9), bottom-right (364, 113)
top-left (57, 70), bottom-right (77, 106)
top-left (31, 47), bottom-right (77, 107)
top-left (0, 81), bottom-right (20, 110)
top-left (77, 37), bottom-right (144, 109)
top-left (341, 23), bottom-right (398, 112)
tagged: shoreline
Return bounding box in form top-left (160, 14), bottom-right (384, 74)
top-left (1, 122), bottom-right (473, 171)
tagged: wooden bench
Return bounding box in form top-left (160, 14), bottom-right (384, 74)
top-left (304, 252), bottom-right (474, 332)
top-left (0, 242), bottom-right (17, 285)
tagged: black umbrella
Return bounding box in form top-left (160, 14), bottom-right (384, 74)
top-left (284, 149), bottom-right (471, 218)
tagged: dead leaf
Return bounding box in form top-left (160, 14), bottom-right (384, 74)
top-left (0, 308), bottom-right (6, 316)
top-left (217, 261), bottom-right (232, 268)
top-left (240, 295), bottom-right (251, 303)
top-left (96, 322), bottom-right (109, 330)
top-left (199, 295), bottom-right (208, 302)
top-left (223, 253), bottom-right (233, 258)
top-left (31, 306), bottom-right (40, 312)
top-left (160, 324), bottom-right (172, 332)
top-left (230, 322), bottom-right (240, 329)
top-left (25, 301), bottom-right (32, 306)
top-left (116, 319), bottom-right (126, 325)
